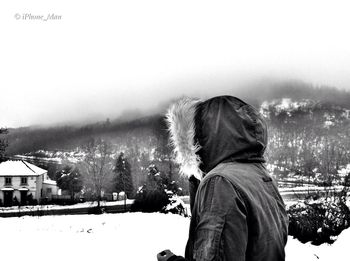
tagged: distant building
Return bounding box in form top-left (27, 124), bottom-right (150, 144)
top-left (0, 160), bottom-right (58, 206)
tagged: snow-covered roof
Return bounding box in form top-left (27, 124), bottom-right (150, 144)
top-left (0, 160), bottom-right (47, 176)
top-left (43, 179), bottom-right (57, 186)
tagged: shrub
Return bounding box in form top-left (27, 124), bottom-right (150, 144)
top-left (50, 197), bottom-right (76, 205)
top-left (131, 164), bottom-right (187, 216)
top-left (287, 189), bottom-right (350, 245)
top-left (131, 188), bottom-right (170, 213)
top-left (27, 194), bottom-right (38, 206)
top-left (88, 206), bottom-right (105, 214)
top-left (163, 195), bottom-right (189, 217)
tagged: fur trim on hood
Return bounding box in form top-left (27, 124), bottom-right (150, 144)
top-left (166, 95), bottom-right (268, 180)
top-left (165, 97), bottom-right (203, 180)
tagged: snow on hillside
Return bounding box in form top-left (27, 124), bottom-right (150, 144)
top-left (260, 98), bottom-right (315, 117)
top-left (15, 145), bottom-right (158, 164)
top-left (0, 212), bottom-right (348, 261)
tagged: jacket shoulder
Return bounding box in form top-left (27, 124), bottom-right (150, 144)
top-left (200, 162), bottom-right (275, 204)
top-left (203, 162), bottom-right (270, 186)
top-left (196, 165), bottom-right (247, 215)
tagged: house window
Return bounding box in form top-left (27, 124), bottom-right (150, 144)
top-left (21, 177), bottom-right (28, 185)
top-left (5, 177), bottom-right (12, 186)
top-left (46, 188), bottom-right (52, 194)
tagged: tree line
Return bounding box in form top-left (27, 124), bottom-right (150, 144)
top-left (0, 128), bottom-right (8, 162)
top-left (52, 134), bottom-right (184, 206)
top-left (264, 100), bottom-right (350, 184)
top-left (2, 83), bottom-right (350, 198)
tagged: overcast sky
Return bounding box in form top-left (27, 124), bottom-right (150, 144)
top-left (1, 0), bottom-right (350, 127)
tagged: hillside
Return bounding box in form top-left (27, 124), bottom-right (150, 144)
top-left (5, 81), bottom-right (350, 156)
top-left (2, 81), bottom-right (350, 194)
top-left (6, 114), bottom-right (165, 156)
top-left (263, 97), bottom-right (350, 185)
top-left (5, 114), bottom-right (177, 195)
top-left (239, 80), bottom-right (350, 109)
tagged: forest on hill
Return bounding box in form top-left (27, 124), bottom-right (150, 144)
top-left (5, 80), bottom-right (350, 156)
top-left (263, 99), bottom-right (350, 184)
top-left (1, 81), bottom-right (350, 196)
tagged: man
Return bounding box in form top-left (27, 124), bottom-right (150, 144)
top-left (158, 96), bottom-right (288, 261)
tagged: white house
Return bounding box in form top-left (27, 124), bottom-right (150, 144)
top-left (0, 160), bottom-right (58, 206)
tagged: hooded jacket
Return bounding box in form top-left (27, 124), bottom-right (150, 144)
top-left (166, 96), bottom-right (288, 261)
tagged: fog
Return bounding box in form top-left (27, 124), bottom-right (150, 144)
top-left (1, 0), bottom-right (350, 127)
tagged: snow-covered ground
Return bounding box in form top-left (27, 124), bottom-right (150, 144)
top-left (0, 200), bottom-right (134, 213)
top-left (0, 212), bottom-right (348, 261)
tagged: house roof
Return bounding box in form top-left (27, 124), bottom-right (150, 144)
top-left (0, 160), bottom-right (47, 176)
top-left (43, 179), bottom-right (57, 186)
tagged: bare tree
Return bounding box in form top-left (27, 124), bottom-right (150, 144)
top-left (79, 138), bottom-right (114, 208)
top-left (0, 128), bottom-right (8, 162)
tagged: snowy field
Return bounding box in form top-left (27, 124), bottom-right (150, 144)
top-left (0, 200), bottom-right (134, 213)
top-left (1, 213), bottom-right (349, 261)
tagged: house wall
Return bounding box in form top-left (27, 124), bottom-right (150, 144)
top-left (42, 183), bottom-right (59, 199)
top-left (41, 172), bottom-right (58, 199)
top-left (0, 176), bottom-right (37, 189)
top-left (35, 175), bottom-right (43, 200)
top-left (0, 172), bottom-right (58, 204)
top-left (0, 176), bottom-right (38, 202)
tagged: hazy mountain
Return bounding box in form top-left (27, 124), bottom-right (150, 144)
top-left (2, 81), bottom-right (350, 193)
top-left (4, 80), bottom-right (350, 157)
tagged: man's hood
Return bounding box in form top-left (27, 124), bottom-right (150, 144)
top-left (166, 96), bottom-right (267, 179)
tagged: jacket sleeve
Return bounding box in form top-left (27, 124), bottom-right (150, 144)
top-left (189, 175), bottom-right (200, 214)
top-left (167, 255), bottom-right (187, 261)
top-left (192, 176), bottom-right (248, 261)
top-left (168, 176), bottom-right (248, 261)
